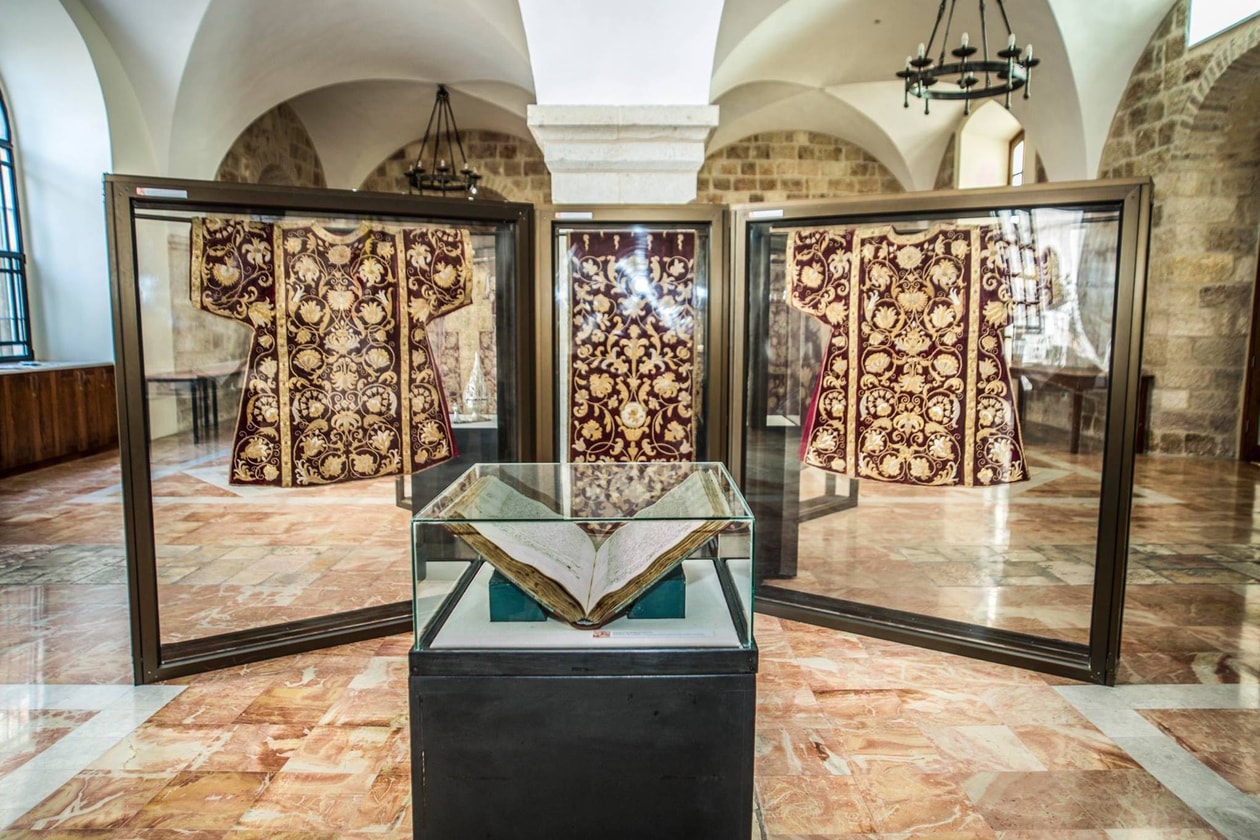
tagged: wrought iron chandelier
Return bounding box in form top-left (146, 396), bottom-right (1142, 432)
top-left (896, 0), bottom-right (1040, 115)
top-left (406, 84), bottom-right (482, 197)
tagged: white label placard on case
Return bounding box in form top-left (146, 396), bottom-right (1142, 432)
top-left (135, 187), bottom-right (189, 198)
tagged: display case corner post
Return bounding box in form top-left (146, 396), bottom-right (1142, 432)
top-left (103, 178), bottom-right (163, 685)
top-left (1088, 178), bottom-right (1154, 684)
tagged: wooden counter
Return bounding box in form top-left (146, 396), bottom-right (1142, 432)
top-left (0, 362), bottom-right (117, 474)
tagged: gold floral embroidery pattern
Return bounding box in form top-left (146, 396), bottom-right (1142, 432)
top-left (191, 218), bottom-right (471, 486)
top-left (567, 230), bottom-right (697, 463)
top-left (787, 224), bottom-right (1027, 487)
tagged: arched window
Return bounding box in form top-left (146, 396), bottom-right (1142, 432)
top-left (1009, 131), bottom-right (1026, 187)
top-left (0, 90), bottom-right (31, 360)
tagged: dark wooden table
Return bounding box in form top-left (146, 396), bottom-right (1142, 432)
top-left (1012, 364), bottom-right (1153, 454)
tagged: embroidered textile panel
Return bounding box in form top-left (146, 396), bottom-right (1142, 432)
top-left (566, 230), bottom-right (699, 463)
top-left (787, 224), bottom-right (1028, 487)
top-left (190, 217), bottom-right (472, 486)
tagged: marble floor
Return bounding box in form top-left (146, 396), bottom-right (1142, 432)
top-left (1, 444), bottom-right (1259, 837)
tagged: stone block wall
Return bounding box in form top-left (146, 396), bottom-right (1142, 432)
top-left (695, 131), bottom-right (905, 204)
top-left (1099, 0), bottom-right (1260, 457)
top-left (167, 103), bottom-right (330, 437)
top-left (358, 130), bottom-right (551, 204)
top-left (214, 103), bottom-right (326, 188)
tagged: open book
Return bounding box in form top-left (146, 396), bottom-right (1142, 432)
top-left (445, 470), bottom-right (732, 627)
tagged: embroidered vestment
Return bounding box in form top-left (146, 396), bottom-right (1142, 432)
top-left (191, 217), bottom-right (472, 486)
top-left (566, 230), bottom-right (699, 463)
top-left (787, 224), bottom-right (1028, 487)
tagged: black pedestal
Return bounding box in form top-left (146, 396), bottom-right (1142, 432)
top-left (410, 649), bottom-right (756, 839)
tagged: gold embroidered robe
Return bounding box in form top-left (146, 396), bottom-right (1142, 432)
top-left (567, 230), bottom-right (698, 463)
top-left (191, 217), bottom-right (472, 486)
top-left (788, 224), bottom-right (1028, 487)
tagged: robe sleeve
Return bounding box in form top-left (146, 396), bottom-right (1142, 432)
top-left (401, 227), bottom-right (474, 322)
top-left (786, 228), bottom-right (854, 330)
top-left (190, 217), bottom-right (277, 327)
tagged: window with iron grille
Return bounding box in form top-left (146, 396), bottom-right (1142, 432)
top-left (0, 90), bottom-right (32, 361)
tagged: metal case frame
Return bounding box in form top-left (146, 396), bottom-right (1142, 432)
top-left (532, 204), bottom-right (731, 463)
top-left (104, 174), bottom-right (535, 683)
top-left (728, 179), bottom-right (1152, 685)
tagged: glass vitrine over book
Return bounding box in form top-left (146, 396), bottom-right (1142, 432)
top-left (410, 461), bottom-right (755, 650)
top-left (408, 461), bottom-right (756, 840)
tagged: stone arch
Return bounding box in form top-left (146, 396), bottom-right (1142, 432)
top-left (695, 130), bottom-right (903, 205)
top-left (257, 163), bottom-right (296, 186)
top-left (357, 129), bottom-right (550, 204)
top-left (1171, 22), bottom-right (1260, 157)
top-left (214, 103), bottom-right (326, 188)
top-left (472, 176), bottom-right (521, 203)
top-left (1145, 39), bottom-right (1260, 457)
top-left (468, 185), bottom-right (505, 201)
top-left (1154, 42), bottom-right (1260, 455)
top-left (1096, 2), bottom-right (1260, 456)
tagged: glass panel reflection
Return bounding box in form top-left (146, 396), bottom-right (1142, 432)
top-left (748, 206), bottom-right (1122, 644)
top-left (554, 225), bottom-right (710, 464)
top-left (133, 209), bottom-right (512, 644)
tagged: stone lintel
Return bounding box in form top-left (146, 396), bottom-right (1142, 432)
top-left (527, 104), bottom-right (719, 204)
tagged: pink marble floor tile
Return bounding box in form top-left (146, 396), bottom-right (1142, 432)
top-left (233, 771), bottom-right (400, 834)
top-left (187, 724), bottom-right (308, 773)
top-left (757, 775), bottom-right (876, 835)
top-left (280, 725), bottom-right (400, 783)
top-left (755, 726), bottom-right (852, 776)
top-left (233, 682), bottom-right (351, 726)
top-left (853, 767), bottom-right (997, 836)
top-left (120, 771), bottom-right (269, 831)
top-left (838, 724), bottom-right (957, 775)
top-left (1010, 724), bottom-right (1141, 771)
top-left (813, 688), bottom-right (908, 731)
top-left (0, 709), bottom-right (97, 775)
top-left (922, 725), bottom-right (1049, 772)
top-left (85, 725), bottom-right (220, 774)
top-left (144, 676), bottom-right (281, 727)
top-left (963, 770), bottom-right (1220, 832)
top-left (896, 687), bottom-right (1007, 727)
top-left (9, 773), bottom-right (171, 831)
top-left (1141, 708), bottom-right (1260, 795)
top-left (980, 685), bottom-right (1089, 726)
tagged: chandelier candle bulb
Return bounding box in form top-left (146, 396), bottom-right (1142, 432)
top-left (897, 0), bottom-right (1040, 111)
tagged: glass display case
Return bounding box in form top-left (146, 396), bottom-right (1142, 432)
top-left (407, 461), bottom-right (756, 839)
top-left (533, 206), bottom-right (730, 463)
top-left (411, 461), bottom-right (754, 648)
top-left (104, 174), bottom-right (535, 683)
top-left (730, 180), bottom-right (1151, 685)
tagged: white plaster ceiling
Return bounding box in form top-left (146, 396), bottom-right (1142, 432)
top-left (709, 0), bottom-right (1178, 187)
top-left (69, 0), bottom-right (1178, 190)
top-left (289, 81), bottom-right (535, 190)
top-left (77, 0), bottom-right (533, 180)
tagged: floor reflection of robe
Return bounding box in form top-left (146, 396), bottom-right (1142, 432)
top-left (191, 217), bottom-right (472, 486)
top-left (787, 224), bottom-right (1028, 487)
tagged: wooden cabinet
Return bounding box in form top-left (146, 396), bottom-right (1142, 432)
top-left (0, 364), bottom-right (118, 475)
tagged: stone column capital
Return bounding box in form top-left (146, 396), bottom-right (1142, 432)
top-left (527, 104), bottom-right (720, 204)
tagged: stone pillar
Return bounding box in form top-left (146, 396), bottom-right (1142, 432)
top-left (527, 105), bottom-right (719, 204)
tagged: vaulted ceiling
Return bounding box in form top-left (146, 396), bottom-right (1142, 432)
top-left (68, 0), bottom-right (1177, 190)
